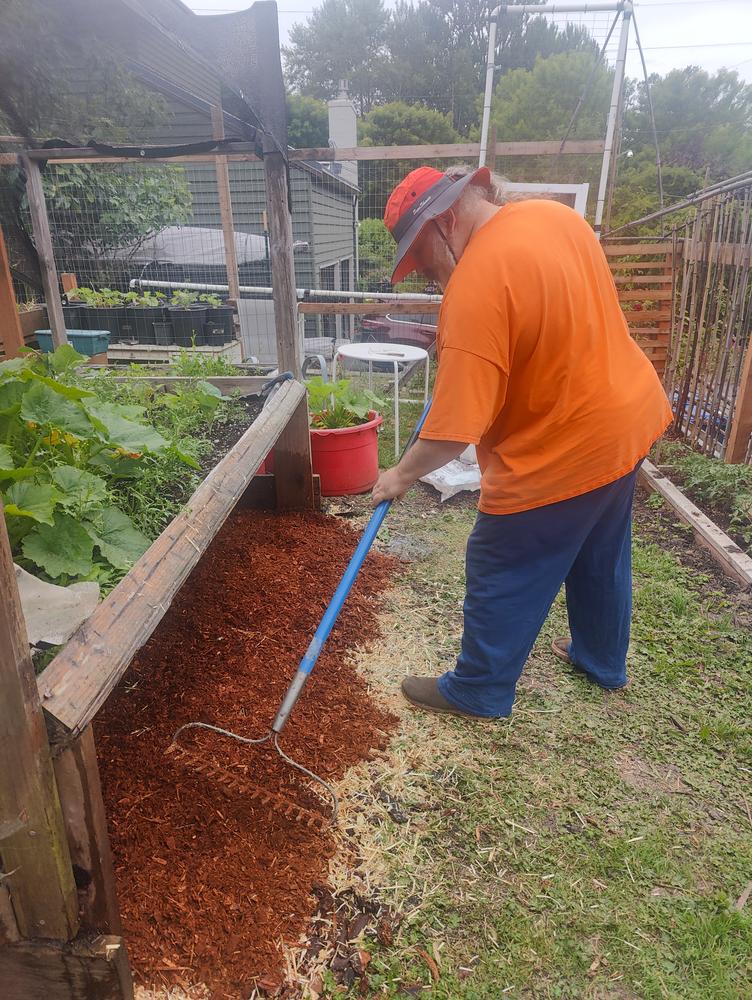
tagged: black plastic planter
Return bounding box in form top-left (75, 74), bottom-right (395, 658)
top-left (168, 306), bottom-right (207, 346)
top-left (123, 306), bottom-right (166, 345)
top-left (62, 304), bottom-right (81, 329)
top-left (82, 306), bottom-right (129, 343)
top-left (203, 306), bottom-right (234, 345)
top-left (153, 322), bottom-right (175, 346)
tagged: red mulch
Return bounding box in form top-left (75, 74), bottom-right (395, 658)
top-left (95, 509), bottom-right (398, 998)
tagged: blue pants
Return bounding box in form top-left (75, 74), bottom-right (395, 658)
top-left (437, 464), bottom-right (641, 717)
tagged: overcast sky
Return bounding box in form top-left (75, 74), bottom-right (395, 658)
top-left (183, 0), bottom-right (752, 84)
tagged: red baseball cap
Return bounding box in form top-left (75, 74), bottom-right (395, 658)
top-left (384, 165), bottom-right (491, 283)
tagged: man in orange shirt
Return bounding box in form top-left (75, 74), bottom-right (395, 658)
top-left (372, 166), bottom-right (672, 719)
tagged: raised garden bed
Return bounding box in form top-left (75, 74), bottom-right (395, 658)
top-left (95, 508), bottom-right (397, 996)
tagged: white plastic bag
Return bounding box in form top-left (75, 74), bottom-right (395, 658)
top-left (421, 455), bottom-right (481, 501)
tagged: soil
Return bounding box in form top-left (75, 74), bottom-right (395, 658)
top-left (204, 396), bottom-right (264, 470)
top-left (95, 509), bottom-right (398, 998)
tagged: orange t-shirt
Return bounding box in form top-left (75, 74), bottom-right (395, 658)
top-left (419, 199), bottom-right (672, 515)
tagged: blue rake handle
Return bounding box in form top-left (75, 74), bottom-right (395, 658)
top-left (272, 399), bottom-right (432, 733)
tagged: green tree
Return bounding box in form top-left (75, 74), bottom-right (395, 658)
top-left (625, 67), bottom-right (752, 178)
top-left (357, 217), bottom-right (394, 290)
top-left (286, 95), bottom-right (329, 148)
top-left (360, 102), bottom-right (460, 146)
top-left (282, 0), bottom-right (390, 113)
top-left (358, 102), bottom-right (461, 224)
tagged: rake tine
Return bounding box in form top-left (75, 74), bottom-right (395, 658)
top-left (168, 744), bottom-right (330, 832)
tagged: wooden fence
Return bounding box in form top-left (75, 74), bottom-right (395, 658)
top-left (602, 238), bottom-right (678, 380)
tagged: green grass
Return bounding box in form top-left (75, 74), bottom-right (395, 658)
top-left (341, 500), bottom-right (752, 999)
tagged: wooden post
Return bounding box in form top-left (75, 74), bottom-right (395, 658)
top-left (210, 106), bottom-right (241, 305)
top-left (19, 155), bottom-right (67, 348)
top-left (274, 392), bottom-right (315, 510)
top-left (0, 501), bottom-right (78, 940)
top-left (262, 138), bottom-right (302, 377)
top-left (52, 727), bottom-right (121, 934)
top-left (0, 228), bottom-right (25, 359)
top-left (725, 339), bottom-right (752, 463)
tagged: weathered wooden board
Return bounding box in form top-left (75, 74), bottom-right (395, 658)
top-left (37, 379), bottom-right (307, 745)
top-left (640, 460), bottom-right (752, 590)
top-left (0, 502), bottom-right (79, 940)
top-left (0, 934), bottom-right (133, 1000)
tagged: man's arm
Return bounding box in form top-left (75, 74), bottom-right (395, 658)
top-left (371, 438), bottom-right (468, 505)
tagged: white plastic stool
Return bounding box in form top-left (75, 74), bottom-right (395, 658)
top-left (332, 342), bottom-right (430, 455)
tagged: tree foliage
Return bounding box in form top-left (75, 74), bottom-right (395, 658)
top-left (283, 0), bottom-right (390, 114)
top-left (287, 95), bottom-right (330, 148)
top-left (0, 0), bottom-right (192, 293)
top-left (360, 102), bottom-right (460, 146)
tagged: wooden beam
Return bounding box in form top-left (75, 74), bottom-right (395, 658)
top-left (37, 379), bottom-right (307, 745)
top-left (210, 106), bottom-right (241, 305)
top-left (614, 275), bottom-right (673, 285)
top-left (602, 241), bottom-right (676, 255)
top-left (639, 460), bottom-right (752, 590)
top-left (725, 336), bottom-right (752, 464)
top-left (273, 392), bottom-right (315, 510)
top-left (0, 934), bottom-right (133, 1000)
top-left (618, 288), bottom-right (674, 301)
top-left (19, 156), bottom-right (66, 348)
top-left (52, 727), bottom-right (121, 934)
top-left (298, 301), bottom-right (441, 316)
top-left (289, 140), bottom-right (605, 160)
top-left (0, 228), bottom-right (25, 359)
top-left (14, 139), bottom-right (605, 166)
top-left (263, 141), bottom-right (301, 377)
top-left (0, 501), bottom-right (79, 939)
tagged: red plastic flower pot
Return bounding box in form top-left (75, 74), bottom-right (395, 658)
top-left (310, 411), bottom-right (383, 496)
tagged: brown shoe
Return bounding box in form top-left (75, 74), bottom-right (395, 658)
top-left (401, 676), bottom-right (496, 720)
top-left (551, 636), bottom-right (629, 691)
top-left (551, 636), bottom-right (574, 664)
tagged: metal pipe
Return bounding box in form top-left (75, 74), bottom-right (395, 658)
top-left (498, 2), bottom-right (625, 12)
top-left (131, 277), bottom-right (443, 302)
top-left (594, 1), bottom-right (632, 237)
top-left (479, 7), bottom-right (501, 168)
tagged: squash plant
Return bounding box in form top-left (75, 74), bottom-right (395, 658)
top-left (306, 376), bottom-right (383, 429)
top-left (0, 346), bottom-right (196, 587)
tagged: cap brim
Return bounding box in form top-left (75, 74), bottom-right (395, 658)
top-left (390, 167), bottom-right (490, 283)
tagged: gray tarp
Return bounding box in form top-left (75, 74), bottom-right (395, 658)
top-left (108, 225), bottom-right (267, 265)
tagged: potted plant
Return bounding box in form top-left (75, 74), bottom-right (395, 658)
top-left (305, 377), bottom-right (384, 496)
top-left (167, 290), bottom-right (207, 347)
top-left (200, 293), bottom-right (235, 346)
top-left (123, 290), bottom-right (166, 345)
top-left (69, 287), bottom-right (128, 342)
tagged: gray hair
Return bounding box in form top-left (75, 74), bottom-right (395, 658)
top-left (445, 164), bottom-right (548, 207)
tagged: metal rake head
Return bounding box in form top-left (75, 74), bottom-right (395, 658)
top-left (167, 743), bottom-right (331, 832)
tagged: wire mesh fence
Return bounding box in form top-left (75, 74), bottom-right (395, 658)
top-left (664, 186), bottom-right (752, 462)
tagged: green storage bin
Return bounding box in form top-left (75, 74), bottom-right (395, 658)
top-left (35, 329), bottom-right (110, 357)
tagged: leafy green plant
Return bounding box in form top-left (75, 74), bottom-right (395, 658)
top-left (198, 293), bottom-right (222, 308)
top-left (657, 441), bottom-right (752, 551)
top-left (169, 290), bottom-right (199, 308)
top-left (69, 286), bottom-right (124, 308)
top-left (0, 346), bottom-right (201, 587)
top-left (167, 350), bottom-right (244, 377)
top-left (123, 290), bottom-right (164, 307)
top-left (306, 376), bottom-right (383, 429)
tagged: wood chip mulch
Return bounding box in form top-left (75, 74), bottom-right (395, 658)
top-left (95, 509), bottom-right (398, 998)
